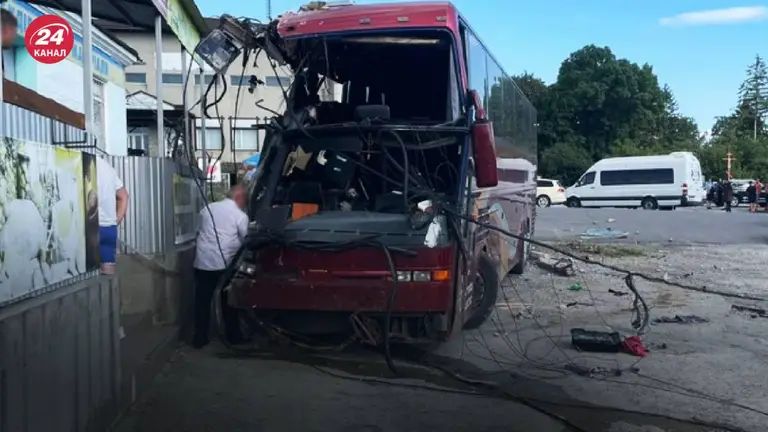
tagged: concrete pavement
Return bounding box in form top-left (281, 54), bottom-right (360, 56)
top-left (536, 206), bottom-right (768, 244)
top-left (112, 346), bottom-right (571, 432)
top-left (111, 205), bottom-right (768, 432)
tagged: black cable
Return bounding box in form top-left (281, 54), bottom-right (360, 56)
top-left (379, 244), bottom-right (399, 375)
top-left (187, 155), bottom-right (227, 267)
top-left (440, 206), bottom-right (767, 303)
top-left (386, 131), bottom-right (409, 211)
top-left (231, 49), bottom-right (250, 163)
top-left (180, 40), bottom-right (202, 160)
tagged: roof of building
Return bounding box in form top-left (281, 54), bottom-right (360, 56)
top-left (126, 90), bottom-right (180, 111)
top-left (24, 0), bottom-right (207, 34)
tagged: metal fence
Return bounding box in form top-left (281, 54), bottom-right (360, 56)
top-left (2, 102), bottom-right (87, 145)
top-left (107, 156), bottom-right (202, 256)
top-left (108, 156), bottom-right (172, 256)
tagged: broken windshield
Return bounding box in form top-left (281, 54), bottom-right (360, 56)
top-left (279, 30), bottom-right (463, 127)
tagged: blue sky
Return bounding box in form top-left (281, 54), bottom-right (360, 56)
top-left (195, 0), bottom-right (768, 133)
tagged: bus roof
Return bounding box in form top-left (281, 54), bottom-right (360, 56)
top-left (277, 2), bottom-right (460, 38)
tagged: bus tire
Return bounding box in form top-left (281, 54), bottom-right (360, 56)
top-left (641, 197), bottom-right (658, 210)
top-left (511, 223), bottom-right (531, 275)
top-left (567, 197), bottom-right (581, 208)
top-left (464, 255), bottom-right (499, 330)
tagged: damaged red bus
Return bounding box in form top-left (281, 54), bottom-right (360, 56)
top-left (211, 2), bottom-right (537, 344)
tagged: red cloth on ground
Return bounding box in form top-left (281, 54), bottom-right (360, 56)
top-left (622, 336), bottom-right (648, 357)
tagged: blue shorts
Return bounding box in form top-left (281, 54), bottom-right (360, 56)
top-left (99, 225), bottom-right (118, 264)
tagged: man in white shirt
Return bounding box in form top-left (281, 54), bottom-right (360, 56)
top-left (97, 157), bottom-right (129, 275)
top-left (193, 185), bottom-right (248, 348)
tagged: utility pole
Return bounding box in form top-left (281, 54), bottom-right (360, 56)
top-left (753, 56), bottom-right (759, 142)
top-left (723, 151), bottom-right (736, 180)
top-left (267, 0), bottom-right (272, 20)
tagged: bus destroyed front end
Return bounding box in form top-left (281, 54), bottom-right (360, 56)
top-left (199, 17), bottom-right (470, 342)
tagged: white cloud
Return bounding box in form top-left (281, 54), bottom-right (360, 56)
top-left (659, 6), bottom-right (768, 26)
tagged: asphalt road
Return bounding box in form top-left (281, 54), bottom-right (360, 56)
top-left (113, 346), bottom-right (570, 432)
top-left (112, 205), bottom-right (768, 432)
top-left (535, 205), bottom-right (768, 244)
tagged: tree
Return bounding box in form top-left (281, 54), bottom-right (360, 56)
top-left (738, 55), bottom-right (768, 141)
top-left (539, 141), bottom-right (593, 186)
top-left (513, 72), bottom-right (548, 110)
top-left (513, 45), bottom-right (700, 182)
top-left (700, 56), bottom-right (768, 180)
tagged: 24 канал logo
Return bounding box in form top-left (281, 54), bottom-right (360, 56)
top-left (24, 15), bottom-right (74, 64)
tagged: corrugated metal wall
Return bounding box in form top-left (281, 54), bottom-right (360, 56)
top-left (2, 103), bottom-right (87, 145)
top-left (0, 277), bottom-right (120, 432)
top-left (107, 156), bottom-right (175, 256)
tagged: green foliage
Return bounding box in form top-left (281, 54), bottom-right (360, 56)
top-left (513, 45), bottom-right (701, 183)
top-left (698, 55), bottom-right (768, 180)
top-left (540, 141), bottom-right (593, 186)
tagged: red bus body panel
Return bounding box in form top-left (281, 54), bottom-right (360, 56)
top-left (277, 2), bottom-right (468, 90)
top-left (229, 246), bottom-right (455, 312)
top-left (227, 2), bottom-right (536, 329)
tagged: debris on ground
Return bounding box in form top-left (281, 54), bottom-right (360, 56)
top-left (607, 218), bottom-right (616, 223)
top-left (568, 282), bottom-right (583, 292)
top-left (652, 315), bottom-right (709, 324)
top-left (608, 288), bottom-right (629, 297)
top-left (580, 227), bottom-right (629, 240)
top-left (649, 342), bottom-right (668, 350)
top-left (565, 241), bottom-right (645, 257)
top-left (534, 253), bottom-right (575, 276)
top-left (501, 302), bottom-right (534, 319)
top-left (731, 304), bottom-right (768, 318)
top-left (571, 328), bottom-right (622, 353)
top-left (565, 363), bottom-right (622, 377)
top-left (621, 336), bottom-right (649, 357)
top-left (566, 301), bottom-right (594, 308)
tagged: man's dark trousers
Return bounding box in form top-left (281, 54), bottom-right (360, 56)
top-left (193, 269), bottom-right (241, 347)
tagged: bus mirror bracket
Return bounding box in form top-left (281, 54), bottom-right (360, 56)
top-left (469, 90), bottom-right (498, 188)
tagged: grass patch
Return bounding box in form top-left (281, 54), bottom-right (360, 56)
top-left (563, 241), bottom-right (646, 258)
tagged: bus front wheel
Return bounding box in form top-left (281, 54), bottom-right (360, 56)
top-left (464, 256), bottom-right (499, 330)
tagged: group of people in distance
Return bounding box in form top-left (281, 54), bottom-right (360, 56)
top-left (706, 178), bottom-right (766, 213)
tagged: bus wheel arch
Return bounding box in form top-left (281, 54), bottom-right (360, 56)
top-left (464, 254), bottom-right (500, 329)
top-left (510, 219), bottom-right (531, 275)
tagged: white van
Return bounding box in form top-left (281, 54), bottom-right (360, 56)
top-left (565, 152), bottom-right (705, 209)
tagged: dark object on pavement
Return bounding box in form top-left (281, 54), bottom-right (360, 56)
top-left (571, 328), bottom-right (622, 353)
top-left (580, 227), bottom-right (629, 240)
top-left (731, 304), bottom-right (768, 318)
top-left (609, 288), bottom-right (628, 296)
top-left (565, 363), bottom-right (622, 377)
top-left (622, 336), bottom-right (648, 357)
top-left (535, 255), bottom-right (575, 276)
top-left (652, 315), bottom-right (709, 324)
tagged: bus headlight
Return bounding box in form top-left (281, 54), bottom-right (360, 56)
top-left (238, 262), bottom-right (258, 276)
top-left (412, 271), bottom-right (431, 282)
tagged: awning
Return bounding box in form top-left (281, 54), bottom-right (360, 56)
top-left (242, 153), bottom-right (261, 167)
top-left (23, 0), bottom-right (207, 53)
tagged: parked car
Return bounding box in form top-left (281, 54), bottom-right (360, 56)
top-left (734, 185), bottom-right (767, 207)
top-left (565, 152), bottom-right (705, 209)
top-left (536, 178), bottom-right (566, 207)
